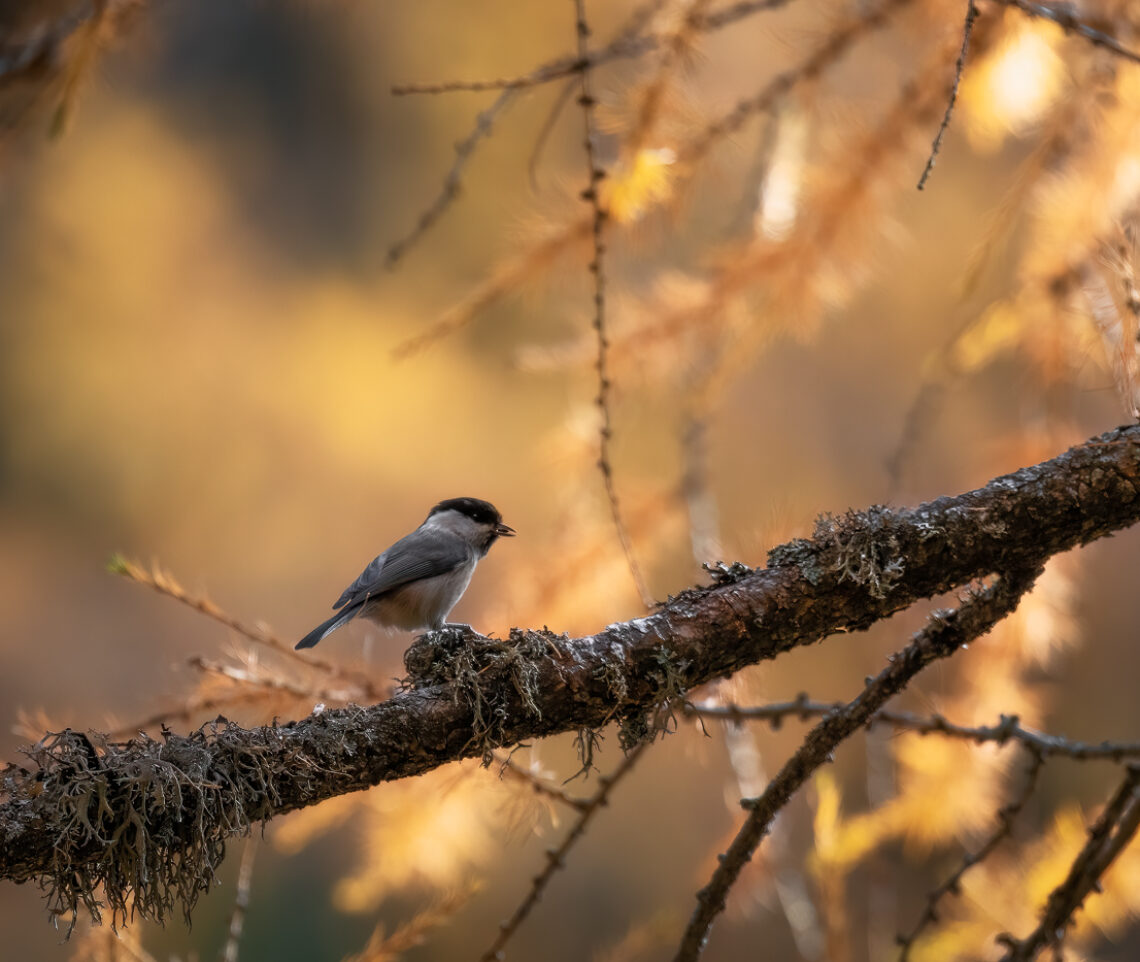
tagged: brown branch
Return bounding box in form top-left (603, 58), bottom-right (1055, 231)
top-left (495, 753), bottom-right (590, 813)
top-left (528, 78), bottom-right (577, 189)
top-left (917, 0), bottom-right (978, 191)
top-left (995, 0), bottom-right (1140, 66)
top-left (109, 556), bottom-right (382, 703)
top-left (573, 0), bottom-right (653, 609)
top-left (478, 739), bottom-right (651, 961)
top-left (390, 0), bottom-right (794, 96)
top-left (996, 765), bottom-right (1140, 960)
top-left (384, 87), bottom-right (518, 267)
top-left (2, 425), bottom-right (1140, 928)
top-left (673, 566), bottom-right (1043, 962)
top-left (689, 700), bottom-right (1140, 760)
top-left (897, 750), bottom-right (1044, 959)
top-left (677, 0), bottom-right (915, 166)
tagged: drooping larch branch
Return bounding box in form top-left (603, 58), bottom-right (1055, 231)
top-left (1, 424), bottom-right (1139, 927)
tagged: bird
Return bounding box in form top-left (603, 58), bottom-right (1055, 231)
top-left (295, 497), bottom-right (514, 650)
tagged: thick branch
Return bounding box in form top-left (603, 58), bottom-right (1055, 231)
top-left (2, 424), bottom-right (1139, 924)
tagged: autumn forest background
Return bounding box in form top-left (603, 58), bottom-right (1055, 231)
top-left (3, 0), bottom-right (1140, 960)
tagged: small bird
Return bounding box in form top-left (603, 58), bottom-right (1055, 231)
top-left (295, 497), bottom-right (515, 650)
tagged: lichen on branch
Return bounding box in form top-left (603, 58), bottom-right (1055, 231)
top-left (1, 423), bottom-right (1139, 930)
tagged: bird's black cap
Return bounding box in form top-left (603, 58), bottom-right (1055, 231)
top-left (429, 497), bottom-right (504, 527)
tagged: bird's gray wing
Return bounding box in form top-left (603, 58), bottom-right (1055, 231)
top-left (332, 529), bottom-right (469, 610)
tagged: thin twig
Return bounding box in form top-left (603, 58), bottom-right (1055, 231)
top-left (625, 0), bottom-right (715, 156)
top-left (188, 655), bottom-right (359, 704)
top-left (917, 0), bottom-right (978, 190)
top-left (390, 215), bottom-right (591, 359)
top-left (678, 0), bottom-right (915, 166)
top-left (385, 88), bottom-right (518, 267)
top-left (107, 688), bottom-right (290, 742)
top-left (996, 0), bottom-right (1140, 66)
top-left (221, 837), bottom-right (258, 962)
top-left (897, 750), bottom-right (1044, 959)
top-left (109, 555), bottom-right (381, 699)
top-left (479, 739), bottom-right (652, 961)
top-left (689, 699), bottom-right (1140, 761)
top-left (378, 0), bottom-right (673, 265)
top-left (573, 0), bottom-right (654, 609)
top-left (391, 0), bottom-right (794, 96)
top-left (996, 765), bottom-right (1140, 960)
top-left (673, 568), bottom-right (1042, 962)
top-left (528, 78), bottom-right (577, 189)
top-left (389, 0), bottom-right (1140, 99)
top-left (496, 752), bottom-right (591, 813)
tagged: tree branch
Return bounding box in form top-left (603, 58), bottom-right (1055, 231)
top-left (997, 765), bottom-right (1140, 960)
top-left (2, 424), bottom-right (1139, 927)
top-left (673, 565), bottom-right (1043, 962)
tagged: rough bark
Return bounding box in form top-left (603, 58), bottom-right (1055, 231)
top-left (1, 424), bottom-right (1139, 925)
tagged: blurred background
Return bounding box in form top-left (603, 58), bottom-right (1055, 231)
top-left (3, 0), bottom-right (1140, 959)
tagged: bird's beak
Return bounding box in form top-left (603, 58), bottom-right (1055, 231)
top-left (496, 523), bottom-right (516, 537)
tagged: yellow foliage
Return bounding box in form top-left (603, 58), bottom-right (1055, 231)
top-left (603, 148), bottom-right (677, 225)
top-left (340, 883), bottom-right (481, 962)
top-left (960, 15), bottom-right (1065, 152)
top-left (273, 763), bottom-right (551, 915)
top-left (952, 301), bottom-right (1024, 373)
top-left (329, 772), bottom-right (491, 913)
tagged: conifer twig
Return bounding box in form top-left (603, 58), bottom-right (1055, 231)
top-left (390, 0), bottom-right (794, 96)
top-left (689, 700), bottom-right (1140, 760)
top-left (897, 751), bottom-right (1043, 959)
top-left (573, 0), bottom-right (653, 609)
top-left (996, 765), bottom-right (1140, 960)
top-left (917, 0), bottom-right (978, 191)
top-left (478, 739), bottom-right (652, 962)
top-left (108, 555), bottom-right (381, 700)
top-left (385, 88), bottom-right (518, 267)
top-left (997, 0), bottom-right (1140, 66)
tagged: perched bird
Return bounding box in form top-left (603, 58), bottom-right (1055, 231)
top-left (295, 497), bottom-right (514, 650)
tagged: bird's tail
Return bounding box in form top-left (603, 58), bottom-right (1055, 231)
top-left (295, 607), bottom-right (357, 650)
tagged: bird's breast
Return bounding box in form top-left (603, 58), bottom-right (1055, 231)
top-left (361, 565), bottom-right (476, 631)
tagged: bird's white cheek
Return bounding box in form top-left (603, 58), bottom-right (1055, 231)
top-left (366, 567), bottom-right (476, 631)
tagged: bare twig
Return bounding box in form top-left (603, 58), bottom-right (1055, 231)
top-left (689, 699), bottom-right (1140, 761)
top-left (625, 0), bottom-right (715, 156)
top-left (108, 688), bottom-right (295, 743)
top-left (996, 765), bottom-right (1140, 960)
top-left (220, 837), bottom-right (258, 962)
top-left (917, 0), bottom-right (978, 190)
top-left (996, 0), bottom-right (1140, 66)
top-left (478, 738), bottom-right (652, 962)
top-left (390, 215), bottom-right (591, 359)
top-left (390, 0), bottom-right (794, 96)
top-left (573, 0), bottom-right (654, 609)
top-left (385, 88), bottom-right (518, 267)
top-left (528, 78), bottom-right (577, 189)
top-left (897, 751), bottom-right (1044, 959)
top-left (108, 555), bottom-right (381, 700)
top-left (678, 0), bottom-right (916, 166)
top-left (496, 752), bottom-right (591, 813)
top-left (673, 567), bottom-right (1042, 962)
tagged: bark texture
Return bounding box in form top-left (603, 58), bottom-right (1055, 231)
top-left (2, 424), bottom-right (1139, 925)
